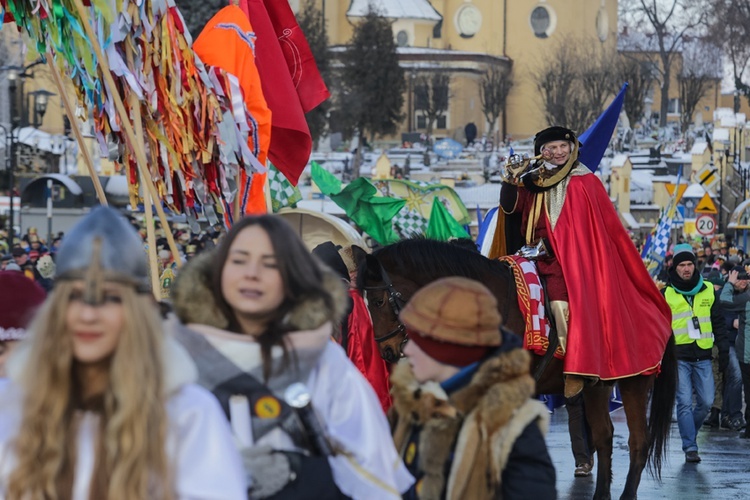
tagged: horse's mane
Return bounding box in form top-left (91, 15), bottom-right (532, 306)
top-left (373, 238), bottom-right (510, 285)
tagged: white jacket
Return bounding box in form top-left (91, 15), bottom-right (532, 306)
top-left (0, 337), bottom-right (247, 500)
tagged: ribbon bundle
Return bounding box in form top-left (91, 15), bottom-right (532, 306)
top-left (3, 0), bottom-right (263, 226)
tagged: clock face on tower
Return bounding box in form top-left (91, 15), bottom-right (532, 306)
top-left (455, 4), bottom-right (482, 38)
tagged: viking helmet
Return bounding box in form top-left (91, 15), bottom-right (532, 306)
top-left (56, 206), bottom-right (150, 303)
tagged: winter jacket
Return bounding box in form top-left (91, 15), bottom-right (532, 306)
top-left (390, 330), bottom-right (556, 500)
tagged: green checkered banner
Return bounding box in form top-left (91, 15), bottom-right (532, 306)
top-left (268, 163), bottom-right (302, 213)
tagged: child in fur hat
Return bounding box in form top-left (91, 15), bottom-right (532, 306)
top-left (391, 276), bottom-right (557, 499)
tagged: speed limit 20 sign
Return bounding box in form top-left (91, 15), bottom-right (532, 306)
top-left (696, 214), bottom-right (716, 236)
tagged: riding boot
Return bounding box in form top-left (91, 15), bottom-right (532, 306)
top-left (552, 300), bottom-right (584, 398)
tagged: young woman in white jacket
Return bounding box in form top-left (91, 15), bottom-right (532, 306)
top-left (171, 215), bottom-right (413, 499)
top-left (0, 207), bottom-right (246, 500)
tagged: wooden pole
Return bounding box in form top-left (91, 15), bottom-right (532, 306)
top-left (264, 171), bottom-right (272, 214)
top-left (71, 0), bottom-right (182, 267)
top-left (46, 54), bottom-right (108, 206)
top-left (143, 177), bottom-right (161, 299)
top-left (234, 169), bottom-right (242, 222)
top-left (125, 51), bottom-right (161, 299)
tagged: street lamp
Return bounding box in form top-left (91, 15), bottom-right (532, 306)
top-left (28, 89), bottom-right (55, 128)
top-left (3, 60), bottom-right (54, 249)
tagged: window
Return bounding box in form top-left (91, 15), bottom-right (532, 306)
top-left (396, 30), bottom-right (409, 47)
top-left (667, 98), bottom-right (680, 115)
top-left (416, 113), bottom-right (448, 130)
top-left (530, 5), bottom-right (556, 39)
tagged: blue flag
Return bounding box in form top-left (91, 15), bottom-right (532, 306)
top-left (579, 83), bottom-right (628, 172)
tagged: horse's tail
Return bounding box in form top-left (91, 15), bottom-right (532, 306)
top-left (647, 335), bottom-right (677, 479)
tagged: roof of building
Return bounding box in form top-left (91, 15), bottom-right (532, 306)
top-left (630, 170), bottom-right (655, 205)
top-left (713, 128), bottom-right (730, 142)
top-left (617, 34), bottom-right (722, 79)
top-left (611, 154), bottom-right (630, 168)
top-left (347, 0), bottom-right (442, 21)
top-left (691, 142), bottom-right (708, 155)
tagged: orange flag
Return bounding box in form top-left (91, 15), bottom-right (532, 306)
top-left (194, 5), bottom-right (272, 214)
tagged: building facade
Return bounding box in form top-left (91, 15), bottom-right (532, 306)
top-left (313, 0), bottom-right (618, 142)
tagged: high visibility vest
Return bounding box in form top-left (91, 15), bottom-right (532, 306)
top-left (664, 285), bottom-right (715, 349)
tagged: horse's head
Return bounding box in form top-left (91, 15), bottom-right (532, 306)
top-left (351, 245), bottom-right (415, 364)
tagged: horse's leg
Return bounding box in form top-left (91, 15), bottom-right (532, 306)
top-left (617, 376), bottom-right (654, 500)
top-left (583, 383), bottom-right (615, 500)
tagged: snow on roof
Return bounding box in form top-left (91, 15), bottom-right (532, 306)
top-left (713, 128), bottom-right (730, 142)
top-left (683, 183), bottom-right (707, 198)
top-left (11, 127), bottom-right (73, 155)
top-left (611, 154), bottom-right (629, 168)
top-left (630, 170), bottom-right (654, 205)
top-left (618, 34), bottom-right (722, 78)
top-left (347, 0), bottom-right (442, 21)
top-left (714, 108), bottom-right (735, 121)
top-left (691, 142), bottom-right (708, 155)
top-left (621, 212), bottom-right (640, 229)
top-left (651, 175), bottom-right (680, 183)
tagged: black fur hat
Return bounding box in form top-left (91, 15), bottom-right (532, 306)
top-left (534, 126), bottom-right (579, 155)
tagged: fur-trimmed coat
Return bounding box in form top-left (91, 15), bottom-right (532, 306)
top-left (390, 333), bottom-right (556, 500)
top-left (170, 250), bottom-right (414, 499)
top-left (171, 249), bottom-right (350, 333)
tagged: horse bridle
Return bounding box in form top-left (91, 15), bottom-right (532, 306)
top-left (363, 262), bottom-right (408, 346)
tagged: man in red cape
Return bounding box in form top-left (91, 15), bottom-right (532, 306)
top-left (500, 126), bottom-right (672, 397)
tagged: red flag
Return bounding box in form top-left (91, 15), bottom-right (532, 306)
top-left (236, 0), bottom-right (329, 186)
top-left (261, 0), bottom-right (330, 112)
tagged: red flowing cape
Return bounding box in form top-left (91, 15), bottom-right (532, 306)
top-left (346, 290), bottom-right (392, 412)
top-left (547, 173), bottom-right (672, 379)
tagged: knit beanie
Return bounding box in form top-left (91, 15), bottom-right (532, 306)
top-left (672, 243), bottom-right (696, 267)
top-left (0, 271), bottom-right (46, 341)
top-left (399, 277), bottom-right (502, 367)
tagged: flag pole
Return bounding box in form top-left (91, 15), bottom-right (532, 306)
top-left (46, 53), bottom-right (108, 206)
top-left (72, 0), bottom-right (182, 267)
top-left (125, 48), bottom-right (164, 298)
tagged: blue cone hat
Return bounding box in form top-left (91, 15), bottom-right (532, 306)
top-left (56, 206), bottom-right (150, 301)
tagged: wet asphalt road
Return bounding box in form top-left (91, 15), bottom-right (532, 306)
top-left (546, 407), bottom-right (750, 499)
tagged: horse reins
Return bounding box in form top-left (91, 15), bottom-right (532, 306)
top-left (363, 262), bottom-right (408, 344)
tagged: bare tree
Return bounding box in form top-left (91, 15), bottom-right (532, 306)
top-left (532, 38), bottom-right (618, 133)
top-left (677, 40), bottom-right (721, 132)
top-left (620, 0), bottom-right (708, 127)
top-left (479, 66), bottom-right (513, 140)
top-left (615, 55), bottom-right (656, 126)
top-left (413, 73), bottom-right (450, 139)
top-left (706, 0), bottom-right (750, 110)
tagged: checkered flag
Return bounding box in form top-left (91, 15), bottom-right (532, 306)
top-left (644, 166), bottom-right (682, 276)
top-left (268, 163), bottom-right (302, 213)
top-left (393, 209), bottom-right (428, 239)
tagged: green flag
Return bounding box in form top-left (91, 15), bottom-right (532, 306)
top-left (268, 163), bottom-right (302, 213)
top-left (311, 161), bottom-right (342, 196)
top-left (426, 197), bottom-right (471, 241)
top-left (331, 178), bottom-right (405, 245)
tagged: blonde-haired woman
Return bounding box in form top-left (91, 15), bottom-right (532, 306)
top-left (172, 215), bottom-right (413, 499)
top-left (0, 207), bottom-right (246, 500)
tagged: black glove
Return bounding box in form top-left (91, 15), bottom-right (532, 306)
top-left (718, 351), bottom-right (730, 373)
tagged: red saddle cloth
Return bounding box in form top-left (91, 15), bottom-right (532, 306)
top-left (499, 255), bottom-right (563, 359)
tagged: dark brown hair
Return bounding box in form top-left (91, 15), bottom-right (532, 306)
top-left (210, 215), bottom-right (333, 381)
